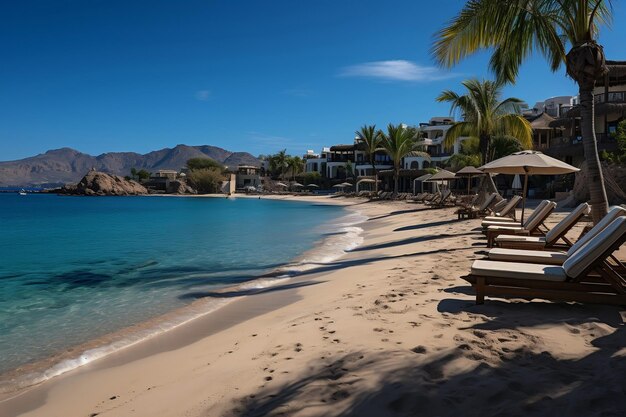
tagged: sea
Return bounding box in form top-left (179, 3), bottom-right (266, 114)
top-left (0, 193), bottom-right (364, 392)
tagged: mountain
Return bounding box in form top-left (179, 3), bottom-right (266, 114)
top-left (0, 145), bottom-right (260, 187)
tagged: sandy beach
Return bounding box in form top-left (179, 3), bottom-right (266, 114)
top-left (2, 195), bottom-right (625, 417)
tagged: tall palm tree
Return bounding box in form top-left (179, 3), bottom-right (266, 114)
top-left (437, 79), bottom-right (533, 164)
top-left (381, 124), bottom-right (430, 197)
top-left (432, 0), bottom-right (612, 222)
top-left (287, 156), bottom-right (304, 181)
top-left (355, 125), bottom-right (384, 192)
top-left (269, 149), bottom-right (288, 179)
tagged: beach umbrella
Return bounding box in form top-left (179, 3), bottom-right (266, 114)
top-left (306, 183), bottom-right (319, 188)
top-left (455, 166), bottom-right (485, 195)
top-left (332, 183), bottom-right (346, 188)
top-left (340, 182), bottom-right (353, 187)
top-left (291, 182), bottom-right (304, 188)
top-left (511, 174), bottom-right (522, 190)
top-left (356, 178), bottom-right (378, 192)
top-left (479, 150), bottom-right (579, 223)
top-left (427, 169), bottom-right (456, 191)
top-left (414, 173), bottom-right (432, 194)
top-left (275, 182), bottom-right (288, 188)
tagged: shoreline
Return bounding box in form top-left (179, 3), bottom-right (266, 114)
top-left (0, 195), bottom-right (366, 402)
top-left (2, 198), bottom-right (625, 417)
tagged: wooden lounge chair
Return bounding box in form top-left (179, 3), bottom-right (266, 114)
top-left (482, 200), bottom-right (550, 230)
top-left (494, 203), bottom-right (592, 250)
top-left (488, 206), bottom-right (626, 266)
top-left (457, 193), bottom-right (498, 220)
top-left (481, 195), bottom-right (522, 223)
top-left (463, 216), bottom-right (626, 305)
top-left (484, 201), bottom-right (557, 247)
top-left (426, 189), bottom-right (452, 207)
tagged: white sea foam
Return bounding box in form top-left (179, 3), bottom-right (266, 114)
top-left (0, 206), bottom-right (367, 396)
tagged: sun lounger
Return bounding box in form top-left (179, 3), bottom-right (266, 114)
top-left (481, 195), bottom-right (522, 223)
top-left (482, 200), bottom-right (550, 229)
top-left (494, 203), bottom-right (591, 249)
top-left (463, 216), bottom-right (626, 305)
top-left (457, 193), bottom-right (498, 220)
top-left (484, 201), bottom-right (557, 247)
top-left (426, 189), bottom-right (452, 207)
top-left (488, 206), bottom-right (626, 266)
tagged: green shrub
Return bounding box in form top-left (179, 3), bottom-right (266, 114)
top-left (186, 158), bottom-right (224, 171)
top-left (187, 168), bottom-right (225, 194)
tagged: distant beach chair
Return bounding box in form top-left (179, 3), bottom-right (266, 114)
top-left (494, 203), bottom-right (592, 250)
top-left (463, 216), bottom-right (626, 305)
top-left (484, 201), bottom-right (557, 247)
top-left (481, 199), bottom-right (549, 229)
top-left (482, 195), bottom-right (522, 222)
top-left (457, 192), bottom-right (497, 220)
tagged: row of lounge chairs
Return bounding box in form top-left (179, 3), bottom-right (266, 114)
top-left (463, 204), bottom-right (626, 305)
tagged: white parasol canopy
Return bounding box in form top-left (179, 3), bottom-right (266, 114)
top-left (479, 151), bottom-right (579, 222)
top-left (275, 182), bottom-right (288, 187)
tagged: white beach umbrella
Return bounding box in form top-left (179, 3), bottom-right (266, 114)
top-left (291, 182), bottom-right (304, 188)
top-left (275, 182), bottom-right (288, 188)
top-left (306, 183), bottom-right (319, 188)
top-left (332, 183), bottom-right (346, 188)
top-left (511, 174), bottom-right (522, 190)
top-left (356, 178), bottom-right (378, 192)
top-left (340, 182), bottom-right (353, 187)
top-left (479, 150), bottom-right (579, 223)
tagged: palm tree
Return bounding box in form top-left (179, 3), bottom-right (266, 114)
top-left (269, 149), bottom-right (288, 179)
top-left (355, 125), bottom-right (384, 192)
top-left (381, 124), bottom-right (430, 197)
top-left (432, 0), bottom-right (612, 222)
top-left (437, 79), bottom-right (533, 164)
top-left (287, 156), bottom-right (304, 181)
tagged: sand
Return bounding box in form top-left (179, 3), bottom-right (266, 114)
top-left (2, 196), bottom-right (625, 417)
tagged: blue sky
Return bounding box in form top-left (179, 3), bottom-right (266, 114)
top-left (1, 0), bottom-right (625, 161)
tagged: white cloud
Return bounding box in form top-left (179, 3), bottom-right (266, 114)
top-left (195, 90), bottom-right (211, 101)
top-left (338, 60), bottom-right (457, 82)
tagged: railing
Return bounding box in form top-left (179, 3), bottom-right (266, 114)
top-left (594, 91), bottom-right (626, 104)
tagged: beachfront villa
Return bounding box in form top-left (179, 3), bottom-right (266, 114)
top-left (234, 165), bottom-right (263, 190)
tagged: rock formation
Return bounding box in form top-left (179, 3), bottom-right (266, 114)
top-left (58, 170), bottom-right (148, 196)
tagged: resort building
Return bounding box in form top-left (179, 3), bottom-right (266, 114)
top-left (303, 148), bottom-right (329, 176)
top-left (542, 60), bottom-right (626, 166)
top-left (234, 165), bottom-right (263, 190)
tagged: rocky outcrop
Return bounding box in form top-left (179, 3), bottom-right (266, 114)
top-left (58, 171), bottom-right (148, 196)
top-left (166, 180), bottom-right (196, 194)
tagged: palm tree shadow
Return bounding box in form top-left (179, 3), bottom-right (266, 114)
top-left (228, 308), bottom-right (626, 417)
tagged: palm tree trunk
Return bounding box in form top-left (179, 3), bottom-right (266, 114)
top-left (579, 81), bottom-right (609, 223)
top-left (393, 167), bottom-right (399, 197)
top-left (479, 134), bottom-right (489, 164)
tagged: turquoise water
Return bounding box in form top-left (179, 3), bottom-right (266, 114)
top-left (0, 194), bottom-right (360, 388)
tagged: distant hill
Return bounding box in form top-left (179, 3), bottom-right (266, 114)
top-left (0, 145), bottom-right (260, 187)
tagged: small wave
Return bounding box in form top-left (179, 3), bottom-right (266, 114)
top-left (0, 206), bottom-right (368, 396)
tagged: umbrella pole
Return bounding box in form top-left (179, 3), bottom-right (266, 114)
top-left (520, 172), bottom-right (529, 224)
top-left (467, 175), bottom-right (471, 195)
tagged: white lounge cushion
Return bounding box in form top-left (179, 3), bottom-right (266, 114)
top-left (484, 216), bottom-right (516, 222)
top-left (487, 225), bottom-right (525, 232)
top-left (567, 206), bottom-right (626, 256)
top-left (495, 235), bottom-right (546, 245)
top-left (488, 248), bottom-right (568, 265)
top-left (544, 203), bottom-right (590, 244)
top-left (483, 221), bottom-right (522, 228)
top-left (563, 216), bottom-right (626, 279)
top-left (524, 201), bottom-right (556, 231)
top-left (471, 260), bottom-right (566, 282)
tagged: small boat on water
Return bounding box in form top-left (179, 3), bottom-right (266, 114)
top-left (18, 189), bottom-right (27, 195)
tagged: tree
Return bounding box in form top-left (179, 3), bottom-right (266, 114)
top-left (345, 160), bottom-right (355, 182)
top-left (432, 0), bottom-right (613, 222)
top-left (269, 150), bottom-right (288, 179)
top-left (186, 158), bottom-right (224, 172)
top-left (129, 168), bottom-right (151, 182)
top-left (446, 138), bottom-right (482, 170)
top-left (286, 156), bottom-right (305, 181)
top-left (437, 79), bottom-right (532, 164)
top-left (186, 168), bottom-right (225, 194)
top-left (381, 124), bottom-right (430, 197)
top-left (355, 125), bottom-right (384, 192)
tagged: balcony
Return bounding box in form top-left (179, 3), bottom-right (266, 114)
top-left (594, 91), bottom-right (626, 104)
